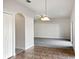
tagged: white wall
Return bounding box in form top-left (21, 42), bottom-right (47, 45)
top-left (70, 7), bottom-right (75, 49)
top-left (3, 13), bottom-right (13, 59)
top-left (34, 18), bottom-right (70, 39)
top-left (75, 0), bottom-right (79, 58)
top-left (3, 0), bottom-right (35, 57)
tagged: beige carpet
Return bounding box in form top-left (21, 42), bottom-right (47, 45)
top-left (9, 46), bottom-right (75, 59)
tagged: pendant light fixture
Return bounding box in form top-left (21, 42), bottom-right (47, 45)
top-left (41, 0), bottom-right (50, 21)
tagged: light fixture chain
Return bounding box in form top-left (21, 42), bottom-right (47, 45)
top-left (45, 0), bottom-right (47, 16)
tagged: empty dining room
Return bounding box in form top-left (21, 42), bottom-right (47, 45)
top-left (3, 0), bottom-right (75, 59)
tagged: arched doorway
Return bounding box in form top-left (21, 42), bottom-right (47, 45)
top-left (15, 13), bottom-right (25, 54)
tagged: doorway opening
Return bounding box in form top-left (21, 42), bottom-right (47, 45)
top-left (15, 13), bottom-right (25, 55)
top-left (34, 19), bottom-right (72, 48)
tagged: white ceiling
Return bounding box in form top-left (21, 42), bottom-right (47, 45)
top-left (17, 0), bottom-right (74, 18)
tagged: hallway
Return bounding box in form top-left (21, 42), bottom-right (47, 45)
top-left (9, 46), bottom-right (75, 59)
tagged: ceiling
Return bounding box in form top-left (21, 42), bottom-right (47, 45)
top-left (17, 0), bottom-right (74, 18)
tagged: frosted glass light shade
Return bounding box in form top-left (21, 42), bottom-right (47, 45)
top-left (41, 16), bottom-right (50, 21)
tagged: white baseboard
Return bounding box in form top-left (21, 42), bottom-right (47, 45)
top-left (34, 37), bottom-right (64, 39)
top-left (25, 44), bottom-right (34, 50)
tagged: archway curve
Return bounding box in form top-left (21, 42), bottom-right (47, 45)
top-left (15, 13), bottom-right (25, 54)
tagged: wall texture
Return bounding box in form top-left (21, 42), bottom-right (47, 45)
top-left (34, 18), bottom-right (70, 39)
top-left (3, 0), bottom-right (35, 57)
